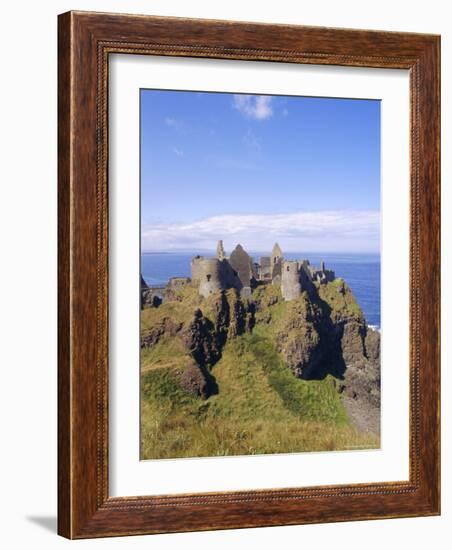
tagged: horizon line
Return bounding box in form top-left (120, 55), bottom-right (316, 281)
top-left (141, 249), bottom-right (381, 255)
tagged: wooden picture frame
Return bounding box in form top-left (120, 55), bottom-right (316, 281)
top-left (58, 11), bottom-right (440, 539)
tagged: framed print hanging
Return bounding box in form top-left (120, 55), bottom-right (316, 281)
top-left (58, 11), bottom-right (440, 538)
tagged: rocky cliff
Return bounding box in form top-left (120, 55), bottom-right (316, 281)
top-left (140, 279), bottom-right (380, 436)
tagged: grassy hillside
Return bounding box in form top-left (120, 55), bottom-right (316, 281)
top-left (140, 283), bottom-right (379, 459)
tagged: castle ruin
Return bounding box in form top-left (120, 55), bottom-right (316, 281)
top-left (141, 242), bottom-right (335, 308)
top-left (190, 241), bottom-right (335, 300)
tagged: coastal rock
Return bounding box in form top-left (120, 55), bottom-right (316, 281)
top-left (226, 292), bottom-right (248, 338)
top-left (141, 289), bottom-right (162, 309)
top-left (209, 289), bottom-right (255, 341)
top-left (277, 326), bottom-right (322, 379)
top-left (340, 320), bottom-right (367, 366)
top-left (340, 358), bottom-right (380, 406)
top-left (365, 327), bottom-right (380, 363)
top-left (179, 363), bottom-right (212, 399)
top-left (337, 325), bottom-right (381, 433)
top-left (274, 297), bottom-right (324, 379)
top-left (211, 291), bottom-right (231, 347)
top-left (141, 317), bottom-right (182, 348)
top-left (182, 309), bottom-right (221, 368)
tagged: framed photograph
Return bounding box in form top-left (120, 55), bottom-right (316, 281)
top-left (58, 11), bottom-right (440, 538)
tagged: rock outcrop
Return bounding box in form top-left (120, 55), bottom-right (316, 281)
top-left (273, 297), bottom-right (323, 379)
top-left (140, 317), bottom-right (182, 348)
top-left (252, 278), bottom-right (381, 433)
top-left (179, 362), bottom-right (213, 398)
top-left (141, 288), bottom-right (254, 399)
top-left (183, 308), bottom-right (221, 368)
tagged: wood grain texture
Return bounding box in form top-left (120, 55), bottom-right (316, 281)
top-left (57, 11), bottom-right (72, 539)
top-left (57, 11), bottom-right (440, 539)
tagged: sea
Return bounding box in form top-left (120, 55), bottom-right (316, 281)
top-left (141, 252), bottom-right (380, 329)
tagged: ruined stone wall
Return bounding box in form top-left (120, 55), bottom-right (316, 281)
top-left (216, 240), bottom-right (225, 260)
top-left (259, 256), bottom-right (271, 280)
top-left (191, 244), bottom-right (336, 300)
top-left (298, 261), bottom-right (314, 290)
top-left (272, 258), bottom-right (282, 281)
top-left (168, 277), bottom-right (191, 290)
top-left (229, 244), bottom-right (253, 288)
top-left (281, 260), bottom-right (302, 300)
top-left (141, 287), bottom-right (165, 309)
top-left (310, 266), bottom-right (336, 284)
top-left (270, 243), bottom-right (283, 280)
top-left (324, 269), bottom-right (335, 282)
top-left (191, 256), bottom-right (204, 283)
top-left (219, 259), bottom-right (243, 291)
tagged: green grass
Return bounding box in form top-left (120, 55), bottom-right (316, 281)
top-left (140, 285), bottom-right (202, 330)
top-left (317, 278), bottom-right (363, 319)
top-left (247, 331), bottom-right (348, 423)
top-left (140, 328), bottom-right (378, 459)
top-left (141, 335), bottom-right (191, 372)
top-left (206, 331), bottom-right (348, 423)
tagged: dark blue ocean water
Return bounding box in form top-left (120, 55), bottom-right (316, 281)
top-left (141, 252), bottom-right (380, 328)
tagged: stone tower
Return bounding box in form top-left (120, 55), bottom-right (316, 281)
top-left (271, 242), bottom-right (282, 265)
top-left (197, 258), bottom-right (224, 298)
top-left (217, 240), bottom-right (225, 261)
top-left (271, 242), bottom-right (283, 281)
top-left (281, 260), bottom-right (302, 301)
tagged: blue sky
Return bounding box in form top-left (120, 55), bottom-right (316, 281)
top-left (141, 90), bottom-right (380, 253)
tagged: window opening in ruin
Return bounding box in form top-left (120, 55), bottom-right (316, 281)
top-left (206, 274), bottom-right (211, 281)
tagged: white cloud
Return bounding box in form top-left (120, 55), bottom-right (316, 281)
top-left (172, 147), bottom-right (184, 157)
top-left (141, 210), bottom-right (380, 253)
top-left (233, 95), bottom-right (273, 120)
top-left (165, 117), bottom-right (178, 127)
